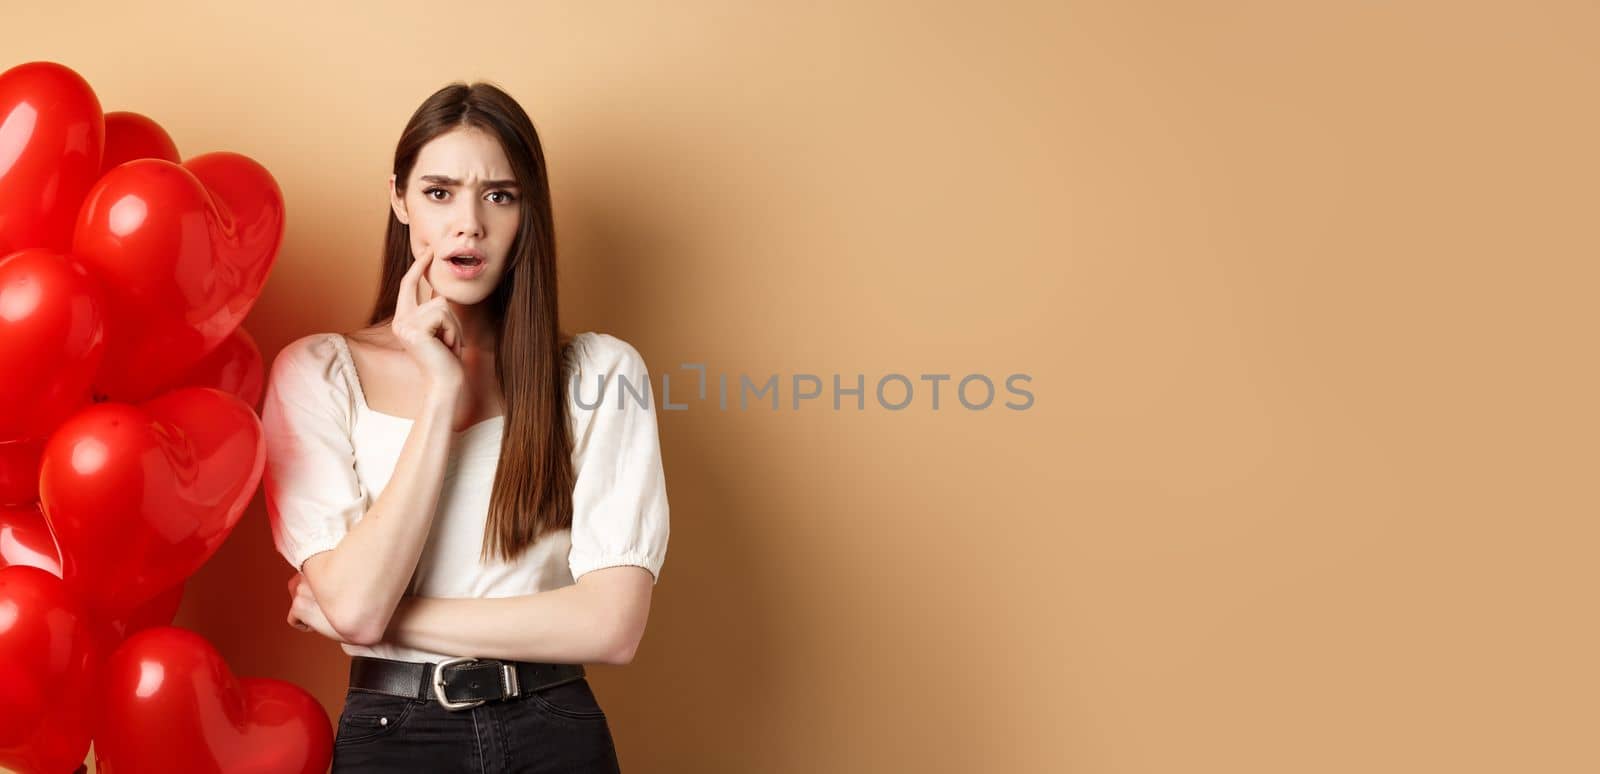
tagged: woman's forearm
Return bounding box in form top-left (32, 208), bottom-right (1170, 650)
top-left (306, 387), bottom-right (461, 644)
top-left (382, 582), bottom-right (627, 665)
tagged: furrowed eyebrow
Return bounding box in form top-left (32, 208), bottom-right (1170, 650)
top-left (419, 175), bottom-right (520, 189)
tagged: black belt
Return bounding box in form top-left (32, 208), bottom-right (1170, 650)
top-left (349, 655), bottom-right (586, 711)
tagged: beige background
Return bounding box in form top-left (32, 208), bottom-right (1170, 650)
top-left (5, 1), bottom-right (1598, 772)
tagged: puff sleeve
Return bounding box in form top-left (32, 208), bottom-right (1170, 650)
top-left (260, 334), bottom-right (367, 573)
top-left (566, 334), bottom-right (671, 585)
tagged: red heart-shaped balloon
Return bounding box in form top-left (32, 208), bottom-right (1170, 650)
top-left (0, 565), bottom-right (99, 774)
top-left (39, 386), bottom-right (264, 617)
top-left (73, 152), bottom-right (284, 402)
top-left (95, 626), bottom-right (332, 774)
top-left (0, 501), bottom-right (183, 658)
top-left (0, 501), bottom-right (62, 576)
top-left (0, 248), bottom-right (107, 443)
top-left (101, 110), bottom-right (180, 174)
top-left (0, 61), bottom-right (105, 255)
top-left (0, 437), bottom-right (46, 506)
top-left (176, 325), bottom-right (266, 410)
top-left (107, 580), bottom-right (185, 640)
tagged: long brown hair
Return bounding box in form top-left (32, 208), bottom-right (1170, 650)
top-left (365, 81), bottom-right (574, 563)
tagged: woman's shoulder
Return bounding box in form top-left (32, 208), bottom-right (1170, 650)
top-left (274, 331), bottom-right (342, 369)
top-left (564, 330), bottom-right (649, 376)
top-left (269, 331), bottom-right (356, 395)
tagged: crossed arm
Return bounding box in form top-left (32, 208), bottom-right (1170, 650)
top-left (288, 563), bottom-right (654, 665)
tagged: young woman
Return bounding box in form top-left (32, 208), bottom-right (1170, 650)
top-left (260, 82), bottom-right (669, 773)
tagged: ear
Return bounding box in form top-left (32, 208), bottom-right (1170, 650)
top-left (389, 173), bottom-right (410, 225)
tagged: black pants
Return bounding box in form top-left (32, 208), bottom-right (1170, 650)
top-left (331, 677), bottom-right (623, 773)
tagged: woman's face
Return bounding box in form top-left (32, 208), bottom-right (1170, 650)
top-left (389, 126), bottom-right (520, 304)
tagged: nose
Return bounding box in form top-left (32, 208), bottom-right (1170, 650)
top-left (452, 201), bottom-right (484, 239)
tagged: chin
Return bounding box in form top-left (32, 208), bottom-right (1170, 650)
top-left (429, 268), bottom-right (501, 301)
top-left (435, 284), bottom-right (496, 305)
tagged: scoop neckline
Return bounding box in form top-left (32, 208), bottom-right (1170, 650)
top-left (329, 333), bottom-right (504, 437)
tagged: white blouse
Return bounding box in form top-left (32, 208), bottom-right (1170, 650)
top-left (260, 330), bottom-right (670, 663)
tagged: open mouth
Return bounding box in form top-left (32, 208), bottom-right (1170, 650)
top-left (444, 254), bottom-right (487, 279)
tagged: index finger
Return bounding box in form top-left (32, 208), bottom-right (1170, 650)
top-left (397, 247), bottom-right (434, 314)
